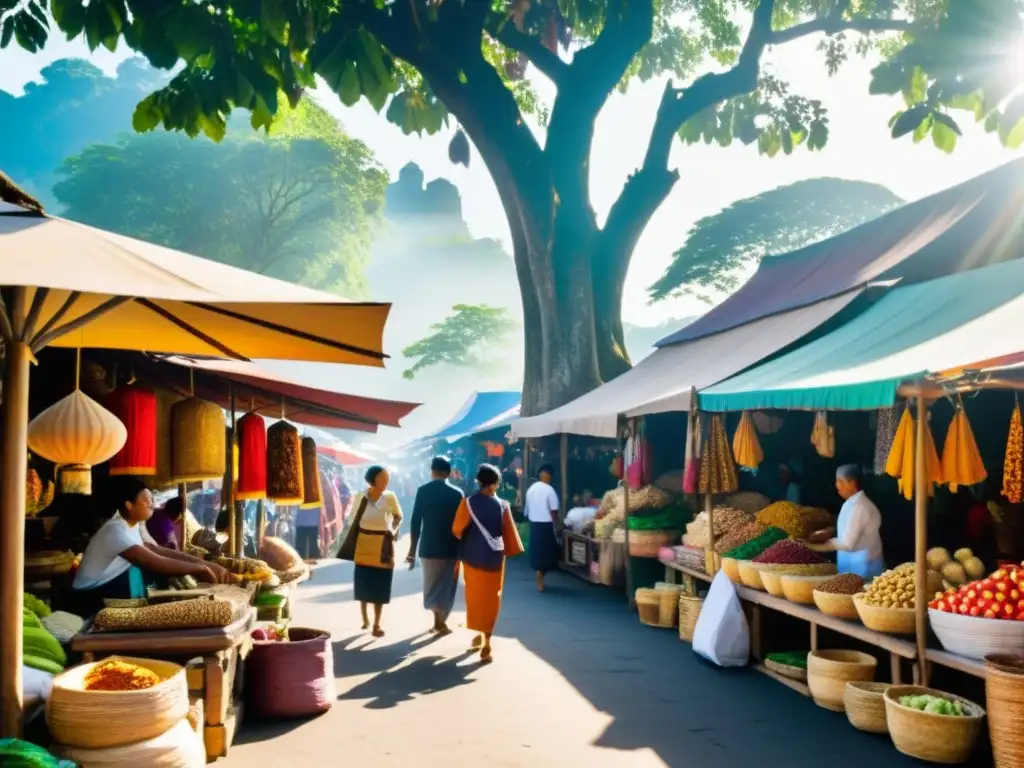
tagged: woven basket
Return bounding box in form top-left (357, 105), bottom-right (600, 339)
top-left (170, 397), bottom-right (226, 482)
top-left (985, 654), bottom-right (1024, 767)
top-left (656, 584), bottom-right (683, 627)
top-left (759, 569), bottom-right (786, 597)
top-left (781, 575), bottom-right (832, 605)
top-left (721, 557), bottom-right (742, 584)
top-left (765, 657), bottom-right (807, 682)
top-left (635, 588), bottom-right (664, 627)
top-left (813, 589), bottom-right (860, 620)
top-left (884, 685), bottom-right (985, 764)
top-left (628, 531), bottom-right (680, 558)
top-left (853, 596), bottom-right (916, 635)
top-left (738, 560), bottom-right (765, 590)
top-left (47, 656), bottom-right (189, 749)
top-left (678, 595), bottom-right (702, 642)
top-left (754, 562), bottom-right (837, 577)
top-left (807, 650), bottom-right (877, 712)
top-left (844, 681), bottom-right (890, 734)
top-left (247, 628), bottom-right (335, 718)
top-left (55, 717), bottom-right (205, 768)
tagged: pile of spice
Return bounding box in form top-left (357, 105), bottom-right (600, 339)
top-left (84, 659), bottom-right (160, 691)
top-left (755, 502), bottom-right (833, 539)
top-left (724, 527), bottom-right (787, 560)
top-left (682, 506), bottom-right (755, 550)
top-left (753, 540), bottom-right (826, 565)
top-left (713, 520), bottom-right (765, 554)
top-left (817, 573), bottom-right (866, 595)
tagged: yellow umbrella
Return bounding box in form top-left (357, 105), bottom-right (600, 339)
top-left (0, 193), bottom-right (393, 736)
top-left (885, 407), bottom-right (943, 500)
top-left (942, 401), bottom-right (987, 492)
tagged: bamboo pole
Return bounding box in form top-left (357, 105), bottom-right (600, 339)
top-left (622, 418), bottom-right (634, 607)
top-left (520, 438), bottom-right (530, 508)
top-left (559, 432), bottom-right (569, 517)
top-left (226, 388), bottom-right (237, 557)
top-left (705, 492), bottom-right (716, 574)
top-left (914, 393), bottom-right (929, 686)
top-left (0, 337), bottom-right (30, 738)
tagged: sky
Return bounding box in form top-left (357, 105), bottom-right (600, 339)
top-left (2, 24), bottom-right (1021, 330)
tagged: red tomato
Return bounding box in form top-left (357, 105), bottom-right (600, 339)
top-left (1005, 604), bottom-right (1016, 618)
top-left (985, 608), bottom-right (999, 619)
top-left (969, 606), bottom-right (982, 617)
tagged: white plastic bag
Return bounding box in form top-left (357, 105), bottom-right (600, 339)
top-left (691, 570), bottom-right (750, 667)
top-left (23, 664), bottom-right (53, 703)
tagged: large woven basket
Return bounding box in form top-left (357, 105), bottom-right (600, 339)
top-left (844, 681), bottom-right (890, 734)
top-left (985, 654), bottom-right (1024, 767)
top-left (764, 657), bottom-right (807, 682)
top-left (884, 685), bottom-right (985, 764)
top-left (754, 562), bottom-right (837, 577)
top-left (738, 560), bottom-right (765, 590)
top-left (813, 589), bottom-right (860, 620)
top-left (635, 588), bottom-right (664, 627)
top-left (655, 583), bottom-right (683, 627)
top-left (721, 557), bottom-right (742, 584)
top-left (678, 594), bottom-right (702, 642)
top-left (781, 575), bottom-right (832, 605)
top-left (807, 650), bottom-right (877, 712)
top-left (47, 656), bottom-right (189, 749)
top-left (629, 530), bottom-right (680, 558)
top-left (55, 717), bottom-right (205, 768)
top-left (247, 628), bottom-right (335, 718)
top-left (759, 569), bottom-right (787, 597)
top-left (853, 596), bottom-right (916, 635)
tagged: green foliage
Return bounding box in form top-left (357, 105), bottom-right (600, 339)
top-left (53, 99), bottom-right (388, 297)
top-left (648, 178), bottom-right (904, 302)
top-left (402, 304), bottom-right (519, 380)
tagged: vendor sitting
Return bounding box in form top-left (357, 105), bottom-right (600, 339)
top-left (72, 479), bottom-right (230, 617)
top-left (808, 464), bottom-right (884, 580)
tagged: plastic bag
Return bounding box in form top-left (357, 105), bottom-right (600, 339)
top-left (23, 664), bottom-right (53, 702)
top-left (42, 611), bottom-right (84, 645)
top-left (691, 571), bottom-right (750, 667)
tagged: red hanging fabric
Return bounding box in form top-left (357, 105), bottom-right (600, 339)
top-left (236, 412), bottom-right (268, 500)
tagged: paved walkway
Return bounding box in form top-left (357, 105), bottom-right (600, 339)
top-left (224, 545), bottom-right (926, 767)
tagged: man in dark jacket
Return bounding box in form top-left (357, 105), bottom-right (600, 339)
top-left (407, 456), bottom-right (465, 634)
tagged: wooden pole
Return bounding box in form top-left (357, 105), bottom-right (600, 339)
top-left (519, 439), bottom-right (530, 508)
top-left (914, 394), bottom-right (929, 686)
top-left (225, 388), bottom-right (237, 557)
top-left (622, 418), bottom-right (634, 607)
top-left (256, 499), bottom-right (266, 544)
top-left (0, 337), bottom-right (30, 737)
top-left (559, 432), bottom-right (568, 518)
top-left (705, 492), bottom-right (717, 574)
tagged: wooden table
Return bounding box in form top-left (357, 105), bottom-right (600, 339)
top-left (72, 609), bottom-right (256, 761)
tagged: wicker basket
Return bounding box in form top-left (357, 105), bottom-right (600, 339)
top-left (721, 557), bottom-right (742, 584)
top-left (629, 531), bottom-right (680, 558)
top-left (754, 562), bottom-right (838, 577)
top-left (738, 560), bottom-right (765, 590)
top-left (781, 575), bottom-right (833, 605)
top-left (985, 654), bottom-right (1024, 767)
top-left (247, 627), bottom-right (335, 718)
top-left (759, 569), bottom-right (787, 597)
top-left (844, 681), bottom-right (890, 734)
top-left (884, 685), bottom-right (985, 764)
top-left (807, 650), bottom-right (877, 712)
top-left (853, 596), bottom-right (916, 634)
top-left (54, 717), bottom-right (205, 768)
top-left (678, 594), bottom-right (703, 642)
top-left (46, 656), bottom-right (189, 749)
top-left (657, 584), bottom-right (683, 627)
top-left (636, 588), bottom-right (664, 627)
top-left (765, 657), bottom-right (807, 682)
top-left (813, 589), bottom-right (861, 620)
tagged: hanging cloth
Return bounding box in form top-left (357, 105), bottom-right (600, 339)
top-left (626, 419), bottom-right (653, 490)
top-left (732, 411), bottom-right (764, 470)
top-left (700, 415), bottom-right (738, 495)
top-left (1002, 400), bottom-right (1023, 503)
top-left (942, 399), bottom-right (987, 493)
top-left (885, 407), bottom-right (943, 500)
top-left (873, 403), bottom-right (902, 475)
top-left (811, 411), bottom-right (836, 458)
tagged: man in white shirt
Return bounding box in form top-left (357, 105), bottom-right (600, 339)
top-left (524, 464), bottom-right (561, 592)
top-left (810, 464), bottom-right (885, 579)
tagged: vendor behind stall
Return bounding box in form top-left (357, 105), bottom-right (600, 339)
top-left (72, 479), bottom-right (230, 617)
top-left (808, 464), bottom-right (884, 579)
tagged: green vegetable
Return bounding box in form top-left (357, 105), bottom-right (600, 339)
top-left (22, 654), bottom-right (63, 676)
top-left (22, 594), bottom-right (50, 619)
top-left (22, 627), bottom-right (66, 666)
top-left (255, 592), bottom-right (285, 607)
top-left (0, 738), bottom-right (76, 767)
top-left (724, 527), bottom-right (788, 560)
top-left (899, 693), bottom-right (966, 716)
top-left (765, 651), bottom-right (808, 669)
top-left (22, 609), bottom-right (42, 630)
top-left (627, 503), bottom-right (694, 531)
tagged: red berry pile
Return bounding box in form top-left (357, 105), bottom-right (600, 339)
top-left (929, 564), bottom-right (1024, 621)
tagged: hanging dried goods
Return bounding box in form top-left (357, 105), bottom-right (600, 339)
top-left (753, 540), bottom-right (826, 565)
top-left (300, 436), bottom-right (322, 508)
top-left (170, 396), bottom-right (226, 482)
top-left (699, 415), bottom-right (738, 494)
top-left (1003, 402), bottom-right (1023, 503)
top-left (861, 563), bottom-right (916, 608)
top-left (942, 403), bottom-right (987, 492)
top-left (885, 408), bottom-right (942, 500)
top-left (267, 421), bottom-right (304, 504)
top-left (811, 411), bottom-right (835, 458)
top-left (236, 411), bottom-right (268, 500)
top-left (731, 411), bottom-right (763, 470)
top-left (874, 404), bottom-right (902, 475)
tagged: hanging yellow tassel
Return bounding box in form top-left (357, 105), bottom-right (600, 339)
top-left (885, 407), bottom-right (942, 500)
top-left (942, 403), bottom-right (987, 493)
top-left (811, 411), bottom-right (835, 458)
top-left (1002, 402), bottom-right (1023, 503)
top-left (732, 411), bottom-right (764, 470)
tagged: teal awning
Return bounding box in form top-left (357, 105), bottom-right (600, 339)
top-left (700, 258), bottom-right (1024, 412)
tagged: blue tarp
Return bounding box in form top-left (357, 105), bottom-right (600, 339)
top-left (424, 391), bottom-right (522, 441)
top-left (700, 258), bottom-right (1024, 412)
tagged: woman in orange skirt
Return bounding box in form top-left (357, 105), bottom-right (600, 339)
top-left (452, 463), bottom-right (523, 662)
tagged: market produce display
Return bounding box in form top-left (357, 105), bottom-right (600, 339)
top-left (1003, 401), bottom-right (1023, 503)
top-left (732, 411), bottom-right (763, 470)
top-left (817, 574), bottom-right (865, 595)
top-left (95, 598), bottom-right (234, 631)
top-left (929, 564), bottom-right (1024, 620)
top-left (627, 504), bottom-right (691, 531)
top-left (214, 555), bottom-right (275, 583)
top-left (753, 540), bottom-right (826, 565)
top-left (861, 563), bottom-right (916, 608)
top-left (898, 693), bottom-right (967, 716)
top-left (84, 659), bottom-right (160, 691)
top-left (754, 502), bottom-right (831, 539)
top-left (258, 535), bottom-right (304, 572)
top-left (926, 547), bottom-right (985, 591)
top-left (723, 527), bottom-right (787, 560)
top-left (766, 651), bottom-right (808, 669)
top-left (166, 575), bottom-right (199, 591)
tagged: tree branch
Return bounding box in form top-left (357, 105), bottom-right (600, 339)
top-left (771, 15), bottom-right (913, 45)
top-left (485, 13), bottom-right (569, 87)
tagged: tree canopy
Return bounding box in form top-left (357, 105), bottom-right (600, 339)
top-left (649, 178), bottom-right (904, 303)
top-left (53, 99), bottom-right (388, 296)
top-left (402, 304), bottom-right (519, 380)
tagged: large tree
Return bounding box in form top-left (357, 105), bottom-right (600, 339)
top-left (52, 100), bottom-right (388, 296)
top-left (4, 0), bottom-right (1022, 414)
top-left (649, 178), bottom-right (904, 303)
top-left (402, 303), bottom-right (519, 379)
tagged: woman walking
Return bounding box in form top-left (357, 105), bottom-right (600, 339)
top-left (452, 463), bottom-right (523, 663)
top-left (345, 465), bottom-right (403, 637)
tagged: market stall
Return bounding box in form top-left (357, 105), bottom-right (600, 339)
top-left (0, 194), bottom-right (394, 742)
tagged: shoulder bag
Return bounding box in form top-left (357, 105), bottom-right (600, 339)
top-left (466, 497), bottom-right (505, 553)
top-left (336, 496), bottom-right (368, 562)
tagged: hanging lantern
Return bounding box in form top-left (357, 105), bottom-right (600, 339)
top-left (170, 397), bottom-right (226, 482)
top-left (267, 421), bottom-right (303, 504)
top-left (300, 436), bottom-right (322, 509)
top-left (105, 385), bottom-right (158, 476)
top-left (28, 390), bottom-right (127, 495)
top-left (236, 412), bottom-right (267, 501)
top-left (150, 389), bottom-right (182, 490)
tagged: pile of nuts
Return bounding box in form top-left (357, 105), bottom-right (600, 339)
top-left (861, 563), bottom-right (916, 609)
top-left (817, 573), bottom-right (865, 595)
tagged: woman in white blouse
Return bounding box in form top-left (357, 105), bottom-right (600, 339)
top-left (348, 466), bottom-right (403, 637)
top-left (810, 464), bottom-right (884, 579)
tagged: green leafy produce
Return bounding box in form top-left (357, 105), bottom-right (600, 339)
top-left (627, 503), bottom-right (693, 531)
top-left (22, 608), bottom-right (42, 630)
top-left (724, 527), bottom-right (787, 560)
top-left (22, 654), bottom-right (63, 676)
top-left (766, 651), bottom-right (808, 669)
top-left (899, 694), bottom-right (966, 716)
top-left (23, 593), bottom-right (50, 618)
top-left (0, 738), bottom-right (76, 767)
top-left (255, 592), bottom-right (286, 607)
